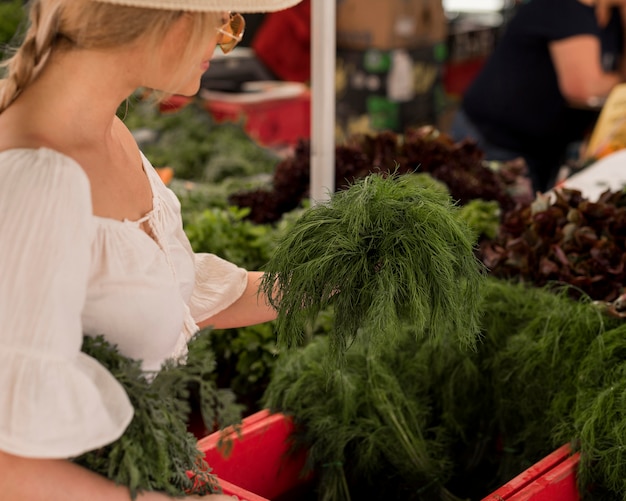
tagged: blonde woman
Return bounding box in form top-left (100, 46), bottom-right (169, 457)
top-left (0, 0), bottom-right (301, 499)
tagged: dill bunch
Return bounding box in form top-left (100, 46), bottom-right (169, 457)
top-left (260, 172), bottom-right (486, 356)
top-left (475, 280), bottom-right (616, 483)
top-left (263, 277), bottom-right (626, 499)
top-left (565, 322), bottom-right (626, 499)
top-left (264, 331), bottom-right (463, 501)
top-left (74, 333), bottom-right (243, 499)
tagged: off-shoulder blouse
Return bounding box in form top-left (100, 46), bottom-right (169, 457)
top-left (0, 148), bottom-right (248, 459)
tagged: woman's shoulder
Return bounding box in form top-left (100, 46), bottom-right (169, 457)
top-left (0, 147), bottom-right (89, 188)
top-left (0, 147), bottom-right (92, 223)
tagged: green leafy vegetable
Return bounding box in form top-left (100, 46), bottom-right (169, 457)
top-left (264, 277), bottom-right (626, 500)
top-left (121, 99), bottom-right (279, 183)
top-left (74, 333), bottom-right (243, 499)
top-left (261, 172), bottom-right (486, 356)
top-left (458, 199), bottom-right (501, 241)
top-left (265, 332), bottom-right (462, 501)
top-left (185, 205), bottom-right (275, 271)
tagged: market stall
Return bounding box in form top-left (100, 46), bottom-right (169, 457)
top-left (5, 0), bottom-right (626, 499)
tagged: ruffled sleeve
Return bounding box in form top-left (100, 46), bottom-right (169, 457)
top-left (0, 149), bottom-right (133, 458)
top-left (139, 155), bottom-right (249, 330)
top-left (187, 253), bottom-right (248, 325)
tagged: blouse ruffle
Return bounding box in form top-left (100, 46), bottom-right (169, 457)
top-left (188, 253), bottom-right (248, 325)
top-left (0, 349), bottom-right (133, 458)
top-left (0, 149), bottom-right (133, 458)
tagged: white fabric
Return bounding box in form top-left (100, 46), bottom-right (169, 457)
top-left (558, 150), bottom-right (626, 201)
top-left (93, 0), bottom-right (303, 13)
top-left (0, 148), bottom-right (248, 458)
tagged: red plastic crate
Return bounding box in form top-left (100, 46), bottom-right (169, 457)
top-left (202, 90), bottom-right (310, 148)
top-left (197, 413), bottom-right (581, 500)
top-left (482, 444), bottom-right (580, 501)
top-left (157, 88), bottom-right (311, 149)
top-left (197, 409), bottom-right (311, 500)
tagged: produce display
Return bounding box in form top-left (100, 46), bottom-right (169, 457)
top-left (264, 278), bottom-right (626, 501)
top-left (481, 187), bottom-right (626, 307)
top-left (123, 99), bottom-right (280, 184)
top-left (229, 127), bottom-right (533, 225)
top-left (72, 99), bottom-right (626, 500)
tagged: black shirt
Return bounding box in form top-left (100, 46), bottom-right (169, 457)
top-left (462, 0), bottom-right (623, 168)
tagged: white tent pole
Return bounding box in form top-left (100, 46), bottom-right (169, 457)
top-left (310, 0), bottom-right (336, 204)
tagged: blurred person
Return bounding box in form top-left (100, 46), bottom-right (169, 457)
top-left (449, 0), bottom-right (626, 193)
top-left (252, 0), bottom-right (310, 82)
top-left (0, 0), bottom-right (301, 499)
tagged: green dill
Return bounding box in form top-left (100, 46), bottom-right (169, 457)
top-left (260, 172), bottom-right (486, 357)
top-left (263, 277), bottom-right (626, 500)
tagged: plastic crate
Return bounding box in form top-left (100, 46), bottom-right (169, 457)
top-left (157, 86), bottom-right (311, 148)
top-left (482, 444), bottom-right (580, 501)
top-left (197, 414), bottom-right (581, 500)
top-left (200, 86), bottom-right (310, 148)
top-left (197, 409), bottom-right (311, 500)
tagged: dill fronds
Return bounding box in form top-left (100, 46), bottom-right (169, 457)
top-left (260, 172), bottom-right (486, 358)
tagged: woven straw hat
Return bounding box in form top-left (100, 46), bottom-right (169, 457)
top-left (93, 0), bottom-right (303, 12)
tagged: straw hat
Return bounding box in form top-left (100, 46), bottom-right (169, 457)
top-left (93, 0), bottom-right (303, 12)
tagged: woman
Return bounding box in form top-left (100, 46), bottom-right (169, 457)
top-left (449, 0), bottom-right (626, 193)
top-left (0, 0), bottom-right (301, 499)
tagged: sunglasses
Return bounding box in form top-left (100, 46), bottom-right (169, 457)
top-left (216, 12), bottom-right (245, 54)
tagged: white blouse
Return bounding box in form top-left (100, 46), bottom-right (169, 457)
top-left (0, 148), bottom-right (248, 459)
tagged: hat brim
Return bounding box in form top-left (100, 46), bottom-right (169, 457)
top-left (93, 0), bottom-right (303, 12)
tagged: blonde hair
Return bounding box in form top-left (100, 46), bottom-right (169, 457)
top-left (0, 0), bottom-right (221, 112)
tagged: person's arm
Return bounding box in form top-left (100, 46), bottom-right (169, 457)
top-left (595, 0), bottom-right (626, 27)
top-left (549, 32), bottom-right (625, 105)
top-left (0, 450), bottom-right (235, 501)
top-left (197, 271), bottom-right (278, 330)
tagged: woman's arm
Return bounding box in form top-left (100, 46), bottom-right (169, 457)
top-left (197, 271), bottom-right (278, 330)
top-left (0, 449), bottom-right (235, 500)
top-left (552, 1), bottom-right (626, 105)
top-left (549, 34), bottom-right (624, 105)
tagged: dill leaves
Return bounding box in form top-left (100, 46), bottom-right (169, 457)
top-left (260, 172), bottom-right (486, 357)
top-left (264, 277), bottom-right (626, 500)
top-left (263, 328), bottom-right (475, 501)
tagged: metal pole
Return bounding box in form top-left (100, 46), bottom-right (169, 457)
top-left (310, 0), bottom-right (336, 203)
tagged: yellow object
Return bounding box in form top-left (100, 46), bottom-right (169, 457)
top-left (585, 83), bottom-right (626, 160)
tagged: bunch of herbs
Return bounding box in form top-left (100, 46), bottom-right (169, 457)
top-left (260, 172), bottom-right (486, 356)
top-left (75, 332), bottom-right (243, 499)
top-left (264, 276), bottom-right (626, 500)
